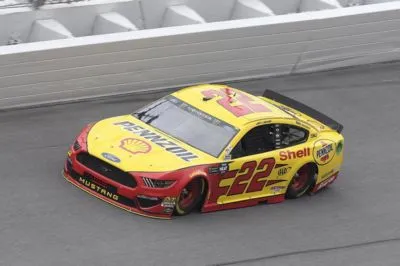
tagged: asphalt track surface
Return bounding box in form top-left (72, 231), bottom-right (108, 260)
top-left (1, 62), bottom-right (400, 266)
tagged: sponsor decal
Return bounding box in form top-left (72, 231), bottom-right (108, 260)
top-left (316, 173), bottom-right (337, 191)
top-left (67, 150), bottom-right (72, 157)
top-left (256, 120), bottom-right (272, 126)
top-left (201, 88), bottom-right (271, 117)
top-left (119, 138), bottom-right (151, 155)
top-left (163, 208), bottom-right (174, 214)
top-left (271, 186), bottom-right (286, 193)
top-left (69, 174), bottom-right (136, 207)
top-left (101, 152), bottom-right (121, 163)
top-left (161, 197), bottom-right (177, 208)
top-left (310, 133), bottom-right (318, 138)
top-left (178, 100), bottom-right (219, 125)
top-left (278, 166), bottom-right (292, 176)
top-left (78, 176), bottom-right (119, 201)
top-left (279, 147), bottom-right (311, 161)
top-left (224, 146), bottom-right (233, 160)
top-left (336, 140), bottom-right (343, 155)
top-left (168, 96), bottom-right (238, 134)
top-left (208, 166), bottom-right (220, 174)
top-left (208, 158), bottom-right (277, 203)
top-left (280, 105), bottom-right (299, 117)
top-left (114, 121), bottom-right (198, 162)
top-left (219, 163), bottom-right (229, 174)
top-left (224, 154), bottom-right (232, 160)
top-left (208, 167), bottom-right (219, 174)
top-left (208, 162), bottom-right (230, 175)
top-left (313, 140), bottom-right (336, 165)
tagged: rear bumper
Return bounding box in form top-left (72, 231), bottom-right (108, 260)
top-left (63, 150), bottom-right (178, 219)
top-left (311, 171), bottom-right (339, 193)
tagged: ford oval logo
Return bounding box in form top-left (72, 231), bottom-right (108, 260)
top-left (101, 152), bottom-right (121, 163)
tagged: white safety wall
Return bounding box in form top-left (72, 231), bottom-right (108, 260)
top-left (0, 0), bottom-right (144, 45)
top-left (0, 1), bottom-right (400, 109)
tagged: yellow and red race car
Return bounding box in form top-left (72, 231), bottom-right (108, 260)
top-left (63, 84), bottom-right (344, 219)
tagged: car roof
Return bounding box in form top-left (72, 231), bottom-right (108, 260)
top-left (172, 84), bottom-right (293, 128)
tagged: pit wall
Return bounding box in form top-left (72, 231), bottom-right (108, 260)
top-left (0, 0), bottom-right (399, 109)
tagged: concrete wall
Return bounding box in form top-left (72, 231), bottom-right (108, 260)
top-left (0, 0), bottom-right (143, 45)
top-left (0, 2), bottom-right (399, 109)
top-left (259, 0), bottom-right (302, 14)
top-left (2, 0), bottom-right (396, 46)
top-left (1, 0), bottom-right (368, 45)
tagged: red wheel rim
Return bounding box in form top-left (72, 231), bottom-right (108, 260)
top-left (291, 165), bottom-right (309, 190)
top-left (178, 180), bottom-right (201, 209)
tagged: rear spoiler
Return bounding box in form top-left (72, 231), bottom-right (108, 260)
top-left (263, 89), bottom-right (343, 133)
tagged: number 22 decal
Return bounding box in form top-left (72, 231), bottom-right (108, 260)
top-left (202, 88), bottom-right (270, 117)
top-left (209, 158), bottom-right (276, 203)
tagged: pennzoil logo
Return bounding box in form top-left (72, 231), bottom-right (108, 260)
top-left (78, 177), bottom-right (119, 201)
top-left (313, 140), bottom-right (336, 165)
top-left (114, 121), bottom-right (198, 162)
top-left (120, 138), bottom-right (151, 155)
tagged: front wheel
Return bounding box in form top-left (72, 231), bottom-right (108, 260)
top-left (286, 164), bottom-right (315, 199)
top-left (174, 178), bottom-right (205, 216)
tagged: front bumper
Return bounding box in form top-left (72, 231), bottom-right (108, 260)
top-left (63, 151), bottom-right (179, 219)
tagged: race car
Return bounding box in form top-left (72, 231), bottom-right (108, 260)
top-left (63, 84), bottom-right (344, 219)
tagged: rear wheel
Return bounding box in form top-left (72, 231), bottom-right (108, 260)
top-left (286, 164), bottom-right (315, 199)
top-left (174, 178), bottom-right (205, 216)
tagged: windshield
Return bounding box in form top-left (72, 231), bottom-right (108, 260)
top-left (132, 96), bottom-right (238, 157)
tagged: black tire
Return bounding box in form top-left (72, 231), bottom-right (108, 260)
top-left (174, 178), bottom-right (205, 216)
top-left (286, 164), bottom-right (316, 199)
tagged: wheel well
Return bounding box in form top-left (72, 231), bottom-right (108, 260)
top-left (306, 162), bottom-right (319, 192)
top-left (309, 162), bottom-right (318, 175)
top-left (190, 175), bottom-right (208, 211)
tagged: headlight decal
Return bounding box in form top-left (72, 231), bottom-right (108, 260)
top-left (73, 140), bottom-right (81, 151)
top-left (142, 177), bottom-right (175, 188)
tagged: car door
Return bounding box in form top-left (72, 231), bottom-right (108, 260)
top-left (214, 123), bottom-right (281, 205)
top-left (213, 122), bottom-right (311, 205)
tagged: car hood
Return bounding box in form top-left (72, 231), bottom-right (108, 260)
top-left (86, 115), bottom-right (218, 172)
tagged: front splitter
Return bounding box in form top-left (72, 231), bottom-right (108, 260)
top-left (62, 170), bottom-right (172, 220)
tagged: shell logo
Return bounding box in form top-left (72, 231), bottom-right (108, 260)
top-left (313, 139), bottom-right (336, 165)
top-left (119, 138), bottom-right (151, 155)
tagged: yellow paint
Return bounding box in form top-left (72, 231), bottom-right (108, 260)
top-left (174, 84), bottom-right (293, 128)
top-left (86, 115), bottom-right (219, 172)
top-left (82, 84), bottom-right (344, 205)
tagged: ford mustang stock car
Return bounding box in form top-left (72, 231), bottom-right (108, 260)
top-left (63, 84), bottom-right (344, 219)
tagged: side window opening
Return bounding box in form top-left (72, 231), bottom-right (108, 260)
top-left (280, 124), bottom-right (308, 148)
top-left (230, 123), bottom-right (308, 159)
top-left (231, 125), bottom-right (275, 159)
